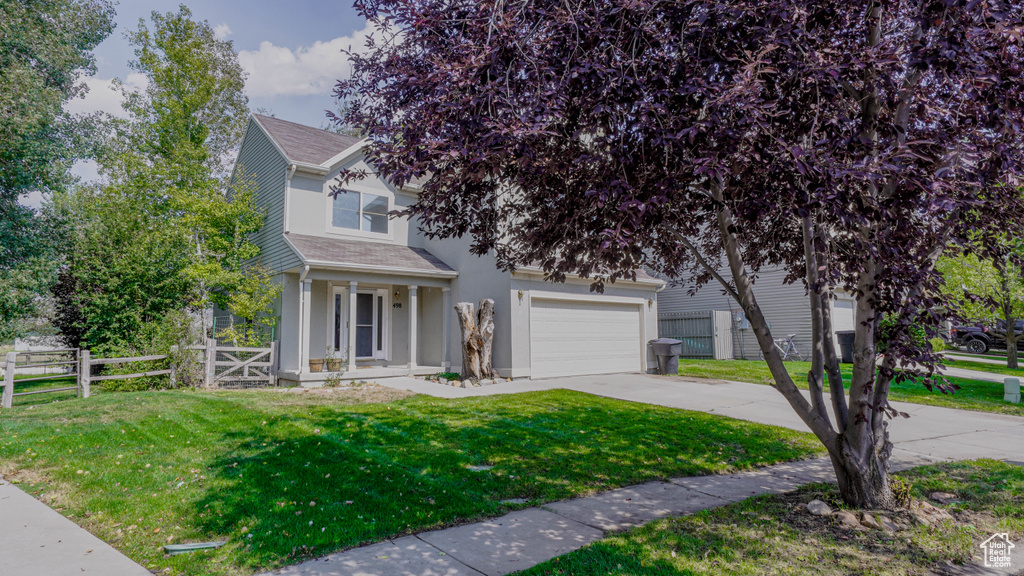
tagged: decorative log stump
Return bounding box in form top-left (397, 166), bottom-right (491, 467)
top-left (455, 299), bottom-right (495, 380)
top-left (478, 299), bottom-right (495, 378)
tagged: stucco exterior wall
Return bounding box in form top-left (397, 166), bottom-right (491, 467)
top-left (278, 273), bottom-right (301, 372)
top-left (412, 232), bottom-right (514, 374)
top-left (418, 286), bottom-right (445, 366)
top-left (308, 280), bottom-right (329, 361)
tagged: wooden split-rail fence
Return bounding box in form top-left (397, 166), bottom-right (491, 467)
top-left (1, 340), bottom-right (278, 408)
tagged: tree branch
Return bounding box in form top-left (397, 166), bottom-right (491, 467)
top-left (668, 228), bottom-right (741, 302)
top-left (711, 183), bottom-right (838, 451)
top-left (802, 213), bottom-right (833, 429)
top-left (811, 225), bottom-right (850, 429)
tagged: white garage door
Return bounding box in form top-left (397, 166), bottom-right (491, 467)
top-left (530, 298), bottom-right (643, 379)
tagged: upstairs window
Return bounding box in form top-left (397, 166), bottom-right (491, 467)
top-left (332, 190), bottom-right (389, 233)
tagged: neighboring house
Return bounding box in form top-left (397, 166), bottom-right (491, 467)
top-left (657, 266), bottom-right (856, 359)
top-left (231, 114), bottom-right (663, 385)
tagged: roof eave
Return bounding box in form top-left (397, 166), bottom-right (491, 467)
top-left (293, 162), bottom-right (329, 176)
top-left (282, 234), bottom-right (458, 279)
top-left (304, 259), bottom-right (459, 278)
top-left (250, 114), bottom-right (339, 174)
top-left (321, 139), bottom-right (370, 172)
top-left (249, 114), bottom-right (293, 166)
top-left (514, 266), bottom-right (666, 287)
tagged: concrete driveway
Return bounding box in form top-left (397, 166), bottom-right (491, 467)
top-left (378, 372), bottom-right (1024, 464)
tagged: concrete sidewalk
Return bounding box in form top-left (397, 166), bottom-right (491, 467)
top-left (264, 452), bottom-right (1021, 576)
top-left (939, 364), bottom-right (1014, 384)
top-left (944, 353), bottom-right (1009, 366)
top-left (0, 476), bottom-right (151, 576)
top-left (260, 456), bottom-right (848, 576)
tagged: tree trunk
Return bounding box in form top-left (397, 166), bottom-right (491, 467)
top-left (829, 440), bottom-right (897, 509)
top-left (710, 182), bottom-right (899, 509)
top-left (455, 302), bottom-right (482, 379)
top-left (1001, 269), bottom-right (1019, 369)
top-left (815, 226), bottom-right (849, 428)
top-left (477, 299), bottom-right (496, 378)
top-left (1006, 318), bottom-right (1019, 370)
top-left (454, 299), bottom-right (496, 380)
top-left (802, 214), bottom-right (832, 427)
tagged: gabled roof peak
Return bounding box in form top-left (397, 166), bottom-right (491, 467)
top-left (253, 114), bottom-right (362, 166)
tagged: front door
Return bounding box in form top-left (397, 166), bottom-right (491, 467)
top-left (355, 291), bottom-right (387, 360)
top-left (355, 293), bottom-right (374, 358)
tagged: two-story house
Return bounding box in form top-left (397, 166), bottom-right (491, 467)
top-left (232, 114), bottom-right (663, 385)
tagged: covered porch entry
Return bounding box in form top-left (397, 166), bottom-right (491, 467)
top-left (278, 235), bottom-right (458, 385)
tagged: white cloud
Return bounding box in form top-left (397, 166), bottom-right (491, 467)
top-left (238, 22), bottom-right (377, 98)
top-left (70, 159), bottom-right (104, 184)
top-left (63, 73), bottom-right (149, 118)
top-left (213, 23), bottom-right (232, 40)
top-left (17, 190), bottom-right (47, 210)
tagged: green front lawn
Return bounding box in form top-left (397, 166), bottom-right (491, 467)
top-left (676, 360), bottom-right (1024, 416)
top-left (943, 358), bottom-right (1024, 378)
top-left (0, 387), bottom-right (822, 576)
top-left (519, 460), bottom-right (1024, 576)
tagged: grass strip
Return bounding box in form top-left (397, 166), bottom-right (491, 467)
top-left (519, 460), bottom-right (1024, 575)
top-left (676, 360), bottom-right (1024, 416)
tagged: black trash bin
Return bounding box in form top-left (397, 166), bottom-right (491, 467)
top-left (837, 331), bottom-right (856, 364)
top-left (649, 338), bottom-right (683, 375)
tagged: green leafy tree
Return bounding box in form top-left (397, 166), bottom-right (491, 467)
top-left (0, 0), bottom-right (114, 338)
top-left (108, 4), bottom-right (248, 182)
top-left (49, 185), bottom-right (194, 350)
top-left (939, 250), bottom-right (1024, 368)
top-left (0, 0), bottom-right (114, 202)
top-left (215, 266), bottom-right (281, 347)
top-left (51, 6), bottom-right (270, 355)
top-left (0, 255), bottom-right (58, 341)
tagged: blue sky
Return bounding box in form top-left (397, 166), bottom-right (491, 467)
top-left (81, 0), bottom-right (369, 125)
top-left (41, 0), bottom-right (375, 199)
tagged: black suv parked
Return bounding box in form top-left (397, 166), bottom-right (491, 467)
top-left (951, 319), bottom-right (1024, 354)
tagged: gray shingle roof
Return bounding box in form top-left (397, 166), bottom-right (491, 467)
top-left (254, 114), bottom-right (362, 166)
top-left (285, 233), bottom-right (456, 275)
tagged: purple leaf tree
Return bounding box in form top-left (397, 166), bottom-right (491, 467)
top-left (336, 0), bottom-right (1024, 508)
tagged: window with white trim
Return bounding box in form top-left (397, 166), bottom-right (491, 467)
top-left (332, 189), bottom-right (389, 233)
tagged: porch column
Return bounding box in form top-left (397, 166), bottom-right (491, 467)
top-left (442, 287), bottom-right (451, 370)
top-left (325, 281), bottom-right (333, 351)
top-left (348, 281), bottom-right (358, 373)
top-left (409, 285), bottom-right (418, 372)
top-left (300, 279), bottom-right (312, 373)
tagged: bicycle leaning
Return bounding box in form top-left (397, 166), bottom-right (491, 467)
top-left (757, 334), bottom-right (805, 362)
